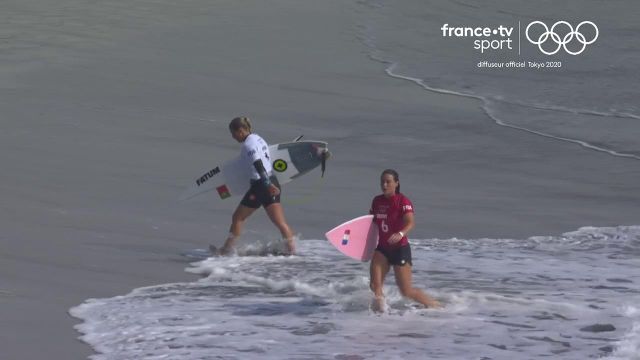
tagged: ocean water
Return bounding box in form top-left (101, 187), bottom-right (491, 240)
top-left (71, 226), bottom-right (640, 359)
top-left (65, 1), bottom-right (640, 359)
top-left (355, 0), bottom-right (640, 159)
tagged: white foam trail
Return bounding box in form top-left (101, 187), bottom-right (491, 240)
top-left (193, 265), bottom-right (333, 298)
top-left (355, 21), bottom-right (640, 161)
top-left (385, 63), bottom-right (640, 161)
top-left (187, 255), bottom-right (380, 311)
top-left (507, 100), bottom-right (640, 121)
top-left (70, 228), bottom-right (640, 360)
top-left (604, 305), bottom-right (640, 360)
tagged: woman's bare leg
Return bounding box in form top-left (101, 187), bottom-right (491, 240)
top-left (218, 204), bottom-right (257, 255)
top-left (394, 265), bottom-right (441, 308)
top-left (369, 251), bottom-right (391, 312)
top-left (264, 203), bottom-right (295, 254)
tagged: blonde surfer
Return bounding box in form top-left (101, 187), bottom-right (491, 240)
top-left (215, 117), bottom-right (296, 255)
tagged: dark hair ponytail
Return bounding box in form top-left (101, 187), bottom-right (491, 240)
top-left (381, 169), bottom-right (400, 194)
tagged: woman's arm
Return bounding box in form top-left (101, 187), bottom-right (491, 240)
top-left (388, 212), bottom-right (415, 244)
top-left (253, 159), bottom-right (280, 196)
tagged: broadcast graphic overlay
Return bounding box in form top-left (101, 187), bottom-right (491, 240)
top-left (440, 20), bottom-right (599, 69)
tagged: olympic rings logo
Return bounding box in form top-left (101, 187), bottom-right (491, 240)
top-left (525, 21), bottom-right (598, 55)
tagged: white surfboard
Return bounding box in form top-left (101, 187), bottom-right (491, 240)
top-left (180, 140), bottom-right (329, 201)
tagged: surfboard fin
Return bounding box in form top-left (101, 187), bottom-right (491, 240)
top-left (321, 149), bottom-right (331, 177)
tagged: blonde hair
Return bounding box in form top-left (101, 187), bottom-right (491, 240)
top-left (229, 116), bottom-right (252, 132)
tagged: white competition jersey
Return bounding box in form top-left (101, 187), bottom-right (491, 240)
top-left (241, 133), bottom-right (273, 180)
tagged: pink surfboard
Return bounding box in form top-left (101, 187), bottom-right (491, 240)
top-left (325, 215), bottom-right (378, 261)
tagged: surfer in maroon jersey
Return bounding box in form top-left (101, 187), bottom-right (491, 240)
top-left (369, 169), bottom-right (441, 311)
top-left (214, 117), bottom-right (296, 255)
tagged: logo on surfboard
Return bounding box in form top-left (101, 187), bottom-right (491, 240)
top-left (342, 229), bottom-right (350, 245)
top-left (273, 159), bottom-right (288, 172)
top-left (216, 185), bottom-right (231, 199)
top-left (196, 167), bottom-right (221, 186)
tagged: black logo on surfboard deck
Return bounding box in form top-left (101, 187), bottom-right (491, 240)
top-left (196, 167), bottom-right (220, 186)
top-left (273, 159), bottom-right (288, 172)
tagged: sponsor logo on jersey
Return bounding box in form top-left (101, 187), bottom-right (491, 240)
top-left (375, 214), bottom-right (388, 219)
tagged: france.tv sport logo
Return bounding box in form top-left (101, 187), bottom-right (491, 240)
top-left (526, 21), bottom-right (598, 55)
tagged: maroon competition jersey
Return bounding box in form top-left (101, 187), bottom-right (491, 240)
top-left (369, 193), bottom-right (414, 249)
